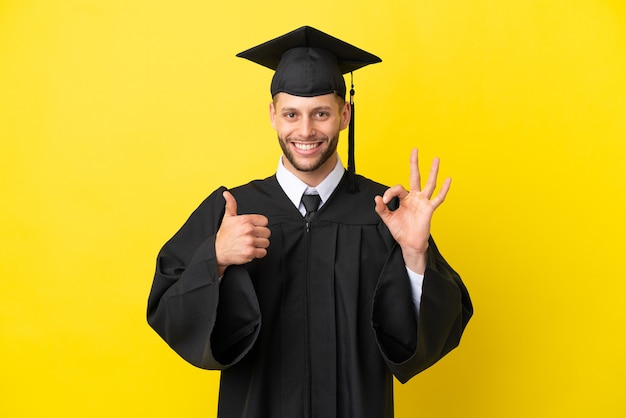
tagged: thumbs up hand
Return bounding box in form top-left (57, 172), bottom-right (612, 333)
top-left (215, 191), bottom-right (271, 276)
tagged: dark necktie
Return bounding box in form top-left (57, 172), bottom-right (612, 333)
top-left (302, 194), bottom-right (322, 222)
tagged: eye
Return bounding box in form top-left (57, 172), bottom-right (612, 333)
top-left (283, 112), bottom-right (297, 119)
top-left (315, 111), bottom-right (330, 119)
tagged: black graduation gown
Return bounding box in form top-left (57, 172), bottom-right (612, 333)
top-left (147, 173), bottom-right (472, 418)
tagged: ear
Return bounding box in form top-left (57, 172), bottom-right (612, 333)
top-left (269, 101), bottom-right (277, 129)
top-left (339, 101), bottom-right (351, 131)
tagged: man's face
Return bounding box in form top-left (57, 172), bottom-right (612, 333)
top-left (270, 93), bottom-right (350, 175)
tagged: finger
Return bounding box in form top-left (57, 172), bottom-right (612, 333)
top-left (409, 148), bottom-right (421, 192)
top-left (253, 225), bottom-right (271, 239)
top-left (423, 158), bottom-right (441, 198)
top-left (244, 214), bottom-right (269, 227)
top-left (222, 191), bottom-right (238, 217)
top-left (374, 195), bottom-right (389, 218)
top-left (382, 185), bottom-right (409, 204)
top-left (247, 239), bottom-right (270, 259)
top-left (431, 177), bottom-right (452, 207)
top-left (253, 237), bottom-right (271, 249)
top-left (253, 247), bottom-right (268, 260)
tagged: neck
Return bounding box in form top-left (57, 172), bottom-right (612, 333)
top-left (282, 154), bottom-right (338, 187)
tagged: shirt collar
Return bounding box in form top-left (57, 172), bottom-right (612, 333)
top-left (276, 154), bottom-right (346, 212)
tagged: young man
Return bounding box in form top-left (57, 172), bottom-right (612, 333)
top-left (147, 26), bottom-right (472, 418)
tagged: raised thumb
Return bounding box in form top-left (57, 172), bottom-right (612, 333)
top-left (222, 190), bottom-right (238, 217)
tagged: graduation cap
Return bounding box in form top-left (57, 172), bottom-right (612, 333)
top-left (237, 26), bottom-right (382, 193)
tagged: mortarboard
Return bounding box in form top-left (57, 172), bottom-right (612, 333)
top-left (237, 26), bottom-right (382, 193)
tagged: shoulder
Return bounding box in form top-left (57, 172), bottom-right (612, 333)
top-left (226, 176), bottom-right (292, 216)
top-left (228, 176), bottom-right (279, 201)
top-left (355, 174), bottom-right (389, 196)
top-left (355, 174), bottom-right (400, 210)
top-left (229, 175), bottom-right (278, 195)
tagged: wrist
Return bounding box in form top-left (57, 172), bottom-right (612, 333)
top-left (402, 247), bottom-right (428, 275)
top-left (217, 264), bottom-right (227, 277)
top-left (214, 236), bottom-right (229, 277)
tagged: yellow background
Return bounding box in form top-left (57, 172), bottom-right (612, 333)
top-left (1, 0), bottom-right (625, 416)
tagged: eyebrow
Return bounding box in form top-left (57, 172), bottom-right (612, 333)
top-left (280, 106), bottom-right (334, 113)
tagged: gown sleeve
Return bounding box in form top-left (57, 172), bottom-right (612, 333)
top-left (146, 187), bottom-right (262, 369)
top-left (372, 235), bottom-right (473, 384)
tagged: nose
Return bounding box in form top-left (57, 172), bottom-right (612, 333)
top-left (297, 118), bottom-right (316, 138)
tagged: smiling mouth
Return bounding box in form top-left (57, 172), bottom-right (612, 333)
top-left (293, 142), bottom-right (321, 151)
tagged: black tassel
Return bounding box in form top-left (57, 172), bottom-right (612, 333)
top-left (347, 73), bottom-right (359, 193)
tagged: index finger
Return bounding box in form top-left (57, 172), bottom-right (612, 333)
top-left (241, 214), bottom-right (269, 227)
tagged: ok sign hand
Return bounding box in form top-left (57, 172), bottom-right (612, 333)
top-left (374, 149), bottom-right (451, 275)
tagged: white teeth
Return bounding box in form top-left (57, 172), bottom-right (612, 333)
top-left (294, 143), bottom-right (320, 151)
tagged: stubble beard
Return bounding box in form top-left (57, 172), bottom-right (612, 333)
top-left (278, 134), bottom-right (339, 173)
